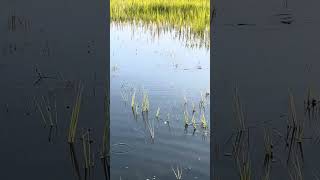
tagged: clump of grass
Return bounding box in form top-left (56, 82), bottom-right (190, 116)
top-left (172, 165), bottom-right (183, 180)
top-left (68, 82), bottom-right (84, 144)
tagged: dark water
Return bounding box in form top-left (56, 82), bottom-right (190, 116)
top-left (110, 23), bottom-right (210, 179)
top-left (214, 0), bottom-right (320, 179)
top-left (0, 0), bottom-right (108, 179)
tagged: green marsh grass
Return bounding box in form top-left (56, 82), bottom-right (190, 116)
top-left (142, 91), bottom-right (150, 112)
top-left (111, 0), bottom-right (210, 46)
top-left (192, 113), bottom-right (197, 130)
top-left (156, 107), bottom-right (160, 119)
top-left (68, 82), bottom-right (84, 144)
top-left (81, 129), bottom-right (94, 180)
top-left (201, 112), bottom-right (207, 129)
top-left (131, 91), bottom-right (136, 109)
top-left (231, 87), bottom-right (251, 180)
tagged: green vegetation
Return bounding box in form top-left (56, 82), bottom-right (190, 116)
top-left (68, 82), bottom-right (84, 144)
top-left (111, 0), bottom-right (210, 40)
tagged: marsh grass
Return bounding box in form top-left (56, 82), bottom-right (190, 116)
top-left (35, 94), bottom-right (58, 142)
top-left (131, 91), bottom-right (136, 110)
top-left (142, 110), bottom-right (155, 141)
top-left (69, 144), bottom-right (82, 180)
top-left (231, 87), bottom-right (251, 180)
top-left (184, 110), bottom-right (190, 127)
top-left (201, 112), bottom-right (208, 129)
top-left (156, 107), bottom-right (160, 119)
top-left (68, 82), bottom-right (84, 144)
top-left (81, 129), bottom-right (94, 180)
top-left (286, 90), bottom-right (305, 164)
top-left (111, 0), bottom-right (210, 47)
top-left (172, 165), bottom-right (183, 180)
top-left (288, 155), bottom-right (303, 180)
top-left (142, 91), bottom-right (150, 112)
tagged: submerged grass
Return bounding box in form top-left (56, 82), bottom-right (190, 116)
top-left (172, 165), bottom-right (183, 180)
top-left (111, 0), bottom-right (210, 40)
top-left (68, 82), bottom-right (84, 144)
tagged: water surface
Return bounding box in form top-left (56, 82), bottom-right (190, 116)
top-left (111, 23), bottom-right (210, 179)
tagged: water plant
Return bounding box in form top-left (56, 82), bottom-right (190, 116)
top-left (68, 82), bottom-right (84, 144)
top-left (69, 143), bottom-right (82, 180)
top-left (131, 91), bottom-right (136, 109)
top-left (156, 107), bottom-right (160, 119)
top-left (230, 87), bottom-right (251, 179)
top-left (142, 108), bottom-right (154, 141)
top-left (142, 91), bottom-right (150, 112)
top-left (288, 155), bottom-right (303, 180)
top-left (237, 156), bottom-right (251, 180)
top-left (286, 90), bottom-right (305, 164)
top-left (172, 165), bottom-right (183, 180)
top-left (201, 113), bottom-right (207, 129)
top-left (81, 129), bottom-right (94, 180)
top-left (192, 113), bottom-right (197, 130)
top-left (184, 110), bottom-right (190, 127)
top-left (35, 94), bottom-right (58, 142)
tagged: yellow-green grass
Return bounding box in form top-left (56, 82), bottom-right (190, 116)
top-left (111, 0), bottom-right (210, 41)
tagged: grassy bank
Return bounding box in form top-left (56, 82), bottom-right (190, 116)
top-left (111, 0), bottom-right (210, 38)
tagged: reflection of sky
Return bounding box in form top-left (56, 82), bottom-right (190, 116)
top-left (111, 23), bottom-right (210, 94)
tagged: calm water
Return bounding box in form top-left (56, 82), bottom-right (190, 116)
top-left (0, 0), bottom-right (108, 179)
top-left (110, 23), bottom-right (210, 179)
top-left (213, 0), bottom-right (320, 179)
